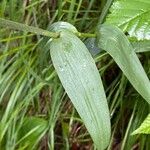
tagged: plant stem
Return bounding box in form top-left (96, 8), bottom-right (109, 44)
top-left (0, 18), bottom-right (96, 38)
top-left (76, 32), bottom-right (96, 38)
top-left (0, 18), bottom-right (60, 38)
top-left (98, 0), bottom-right (114, 24)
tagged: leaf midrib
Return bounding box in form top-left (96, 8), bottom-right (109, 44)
top-left (119, 9), bottom-right (150, 28)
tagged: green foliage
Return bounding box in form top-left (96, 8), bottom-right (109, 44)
top-left (96, 24), bottom-right (150, 103)
top-left (17, 117), bottom-right (48, 149)
top-left (106, 0), bottom-right (150, 40)
top-left (104, 0), bottom-right (150, 137)
top-left (84, 37), bottom-right (150, 56)
top-left (132, 114), bottom-right (150, 134)
top-left (0, 0), bottom-right (150, 149)
top-left (123, 99), bottom-right (149, 150)
top-left (49, 22), bottom-right (111, 150)
top-left (132, 40), bottom-right (150, 52)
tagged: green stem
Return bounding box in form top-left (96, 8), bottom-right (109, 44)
top-left (0, 18), bottom-right (60, 38)
top-left (121, 102), bottom-right (137, 150)
top-left (0, 18), bottom-right (96, 38)
top-left (76, 32), bottom-right (96, 38)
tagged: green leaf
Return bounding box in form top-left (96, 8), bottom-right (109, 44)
top-left (49, 23), bottom-right (111, 150)
top-left (48, 21), bottom-right (78, 33)
top-left (84, 38), bottom-right (150, 56)
top-left (106, 0), bottom-right (150, 40)
top-left (18, 117), bottom-right (47, 148)
top-left (132, 114), bottom-right (150, 134)
top-left (132, 40), bottom-right (150, 53)
top-left (96, 24), bottom-right (150, 103)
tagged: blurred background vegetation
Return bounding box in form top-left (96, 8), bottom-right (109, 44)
top-left (0, 0), bottom-right (149, 149)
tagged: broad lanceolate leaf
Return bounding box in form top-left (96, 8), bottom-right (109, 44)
top-left (132, 114), bottom-right (150, 135)
top-left (96, 24), bottom-right (150, 103)
top-left (106, 0), bottom-right (150, 40)
top-left (49, 24), bottom-right (111, 149)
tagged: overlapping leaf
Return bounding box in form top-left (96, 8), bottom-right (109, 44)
top-left (96, 24), bottom-right (150, 103)
top-left (106, 0), bottom-right (150, 40)
top-left (84, 37), bottom-right (150, 56)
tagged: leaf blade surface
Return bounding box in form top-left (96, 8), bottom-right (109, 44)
top-left (97, 24), bottom-right (150, 103)
top-left (106, 0), bottom-right (150, 40)
top-left (50, 29), bottom-right (111, 150)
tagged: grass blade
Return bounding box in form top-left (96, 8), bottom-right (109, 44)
top-left (17, 117), bottom-right (48, 149)
top-left (98, 0), bottom-right (114, 24)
